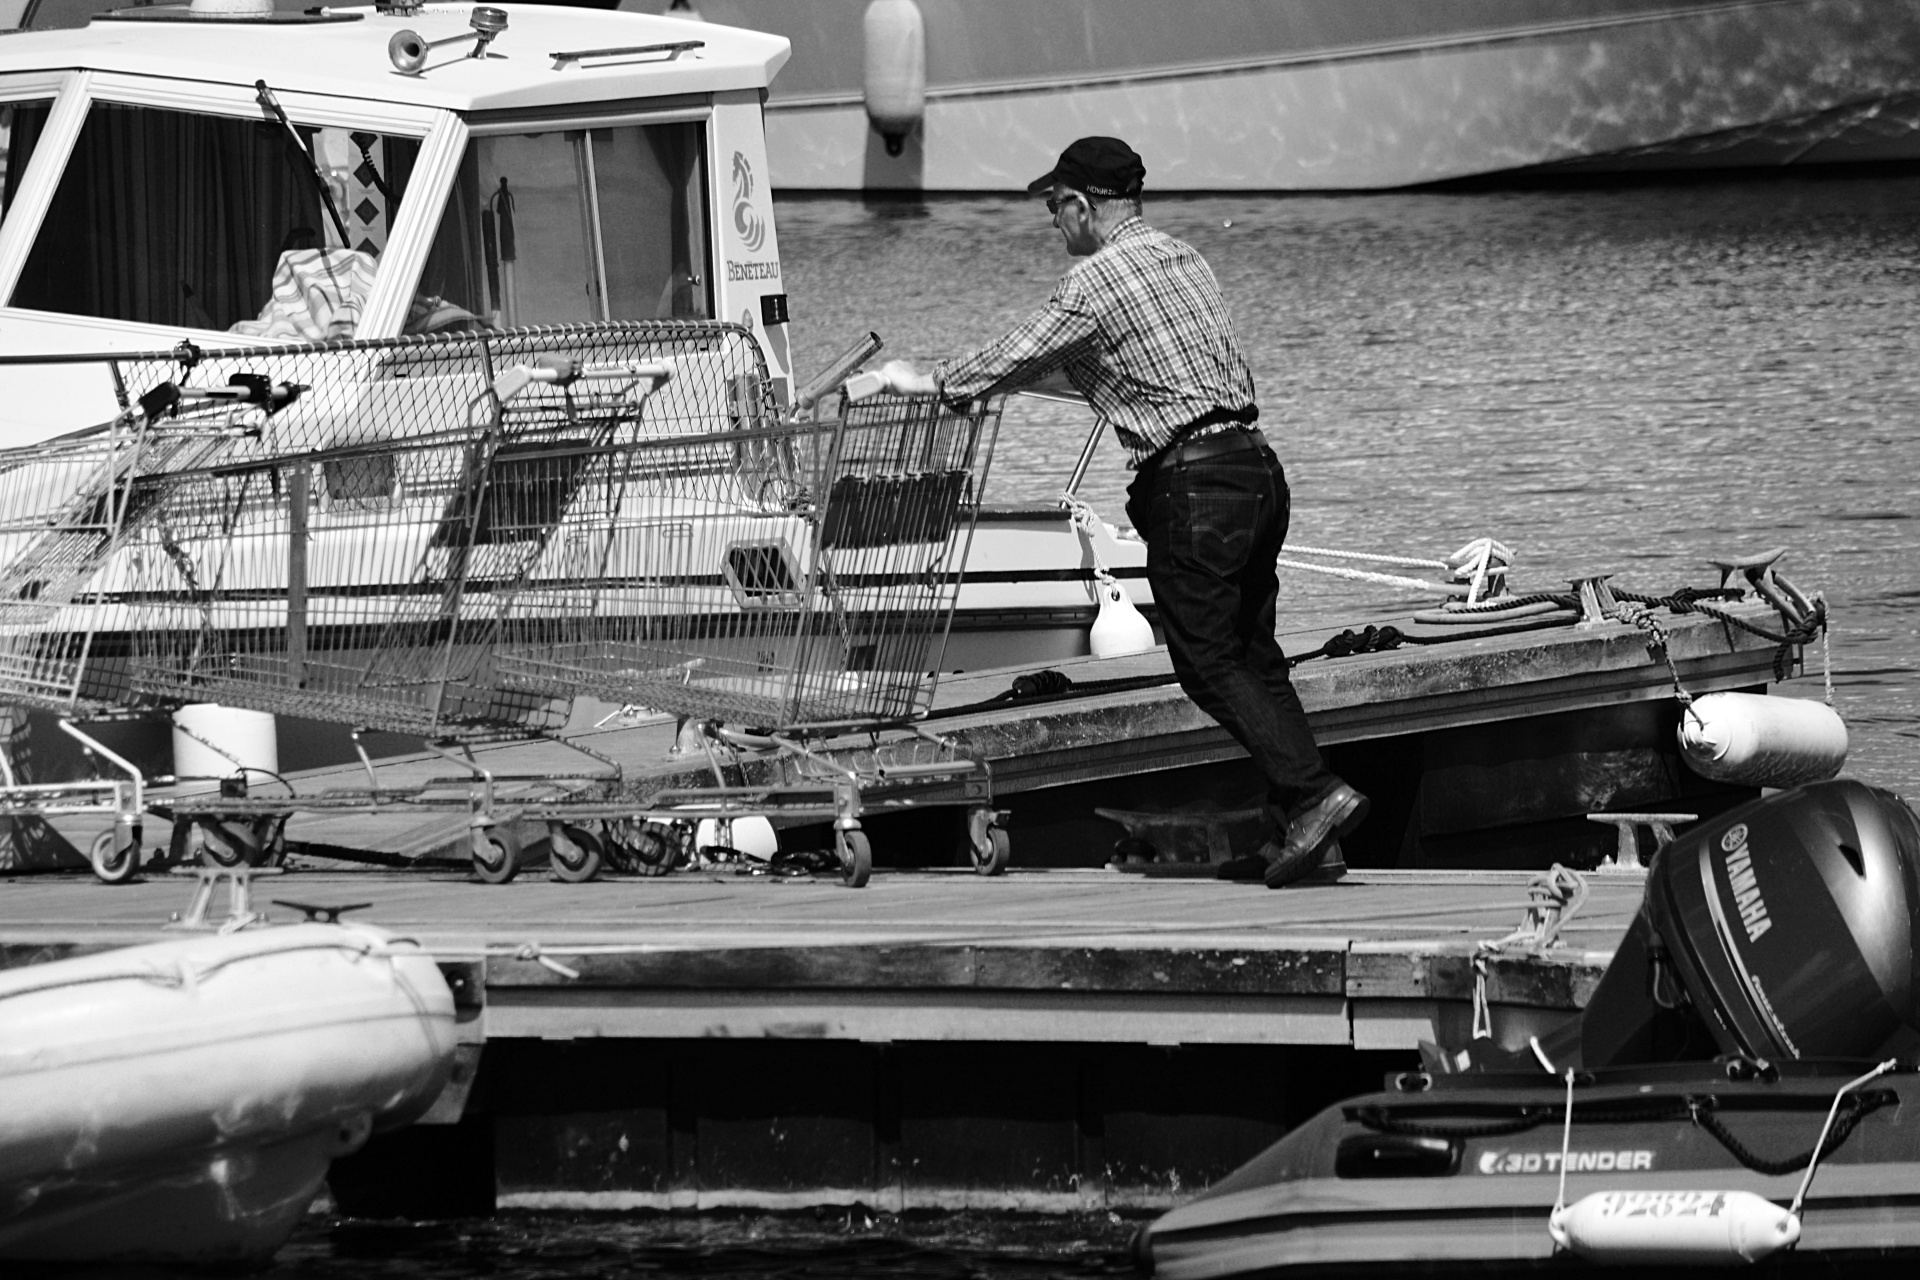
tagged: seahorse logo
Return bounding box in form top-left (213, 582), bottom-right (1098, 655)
top-left (732, 151), bottom-right (766, 254)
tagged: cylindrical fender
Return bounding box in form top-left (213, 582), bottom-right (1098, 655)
top-left (1677, 691), bottom-right (1848, 788)
top-left (1550, 1189), bottom-right (1799, 1264)
top-left (863, 0), bottom-right (925, 157)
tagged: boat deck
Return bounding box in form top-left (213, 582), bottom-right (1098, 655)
top-left (0, 864), bottom-right (1643, 1051)
top-left (127, 596), bottom-right (1784, 867)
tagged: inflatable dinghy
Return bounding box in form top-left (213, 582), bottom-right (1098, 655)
top-left (1139, 779), bottom-right (1920, 1275)
top-left (0, 921), bottom-right (456, 1267)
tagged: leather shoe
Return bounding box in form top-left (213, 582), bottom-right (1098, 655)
top-left (1265, 784), bottom-right (1369, 889)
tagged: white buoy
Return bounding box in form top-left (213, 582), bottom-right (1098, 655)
top-left (1677, 691), bottom-right (1848, 788)
top-left (1550, 1190), bottom-right (1799, 1264)
top-left (171, 704), bottom-right (278, 782)
top-left (862, 0), bottom-right (925, 157)
top-left (1089, 571), bottom-right (1154, 658)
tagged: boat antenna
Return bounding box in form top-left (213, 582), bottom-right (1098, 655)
top-left (1551, 1067), bottom-right (1575, 1224)
top-left (254, 80), bottom-right (352, 252)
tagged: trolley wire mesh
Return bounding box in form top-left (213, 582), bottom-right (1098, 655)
top-left (494, 389), bottom-right (1001, 730)
top-left (112, 321), bottom-right (771, 740)
top-left (0, 416), bottom-right (242, 716)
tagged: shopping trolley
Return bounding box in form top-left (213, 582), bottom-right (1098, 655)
top-left (491, 383), bottom-right (1007, 886)
top-left (0, 381), bottom-right (291, 880)
top-left (113, 321), bottom-right (772, 879)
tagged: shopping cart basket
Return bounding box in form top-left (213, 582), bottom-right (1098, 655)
top-left (0, 382), bottom-right (287, 880)
top-left (490, 384), bottom-right (1006, 886)
top-left (120, 321), bottom-right (773, 880)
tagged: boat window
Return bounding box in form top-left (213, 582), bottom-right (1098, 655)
top-left (9, 101), bottom-right (421, 337)
top-left (0, 99), bottom-right (52, 223)
top-left (421, 121), bottom-right (710, 328)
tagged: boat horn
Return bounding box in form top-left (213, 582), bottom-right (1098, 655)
top-left (389, 6), bottom-right (508, 76)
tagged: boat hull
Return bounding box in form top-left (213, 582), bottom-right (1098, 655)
top-left (0, 923), bottom-right (457, 1266)
top-left (1141, 1063), bottom-right (1920, 1276)
top-left (751, 0), bottom-right (1920, 191)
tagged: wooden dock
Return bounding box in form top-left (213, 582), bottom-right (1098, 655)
top-left (0, 861), bottom-right (1652, 1213)
top-left (0, 865), bottom-right (1641, 1051)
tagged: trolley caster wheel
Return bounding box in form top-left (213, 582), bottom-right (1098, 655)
top-left (549, 824), bottom-right (603, 883)
top-left (971, 825), bottom-right (1010, 877)
top-left (195, 816), bottom-right (258, 868)
top-left (836, 827), bottom-right (871, 888)
top-left (965, 808), bottom-right (1010, 876)
top-left (471, 824), bottom-right (524, 885)
top-left (89, 824), bottom-right (142, 884)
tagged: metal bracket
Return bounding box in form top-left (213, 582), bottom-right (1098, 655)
top-left (419, 959), bottom-right (486, 1125)
top-left (167, 864), bottom-right (283, 932)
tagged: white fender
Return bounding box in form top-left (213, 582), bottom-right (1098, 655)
top-left (1677, 691), bottom-right (1848, 788)
top-left (1550, 1189), bottom-right (1799, 1265)
top-left (1089, 571), bottom-right (1154, 659)
top-left (862, 0), bottom-right (925, 155)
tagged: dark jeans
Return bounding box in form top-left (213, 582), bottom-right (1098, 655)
top-left (1126, 437), bottom-right (1340, 822)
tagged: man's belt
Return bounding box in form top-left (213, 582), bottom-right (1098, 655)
top-left (1160, 423), bottom-right (1261, 467)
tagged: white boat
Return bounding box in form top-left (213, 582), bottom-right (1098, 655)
top-left (0, 920), bottom-right (457, 1267)
top-left (700, 0), bottom-right (1920, 192)
top-left (0, 0), bottom-right (1150, 784)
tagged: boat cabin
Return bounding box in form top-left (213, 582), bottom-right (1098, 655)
top-left (0, 0), bottom-right (794, 444)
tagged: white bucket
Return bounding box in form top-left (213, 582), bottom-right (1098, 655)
top-left (695, 815), bottom-right (778, 859)
top-left (172, 704), bottom-right (279, 781)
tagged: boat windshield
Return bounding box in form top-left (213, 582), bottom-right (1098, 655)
top-left (420, 121), bottom-right (711, 328)
top-left (7, 99), bottom-right (421, 338)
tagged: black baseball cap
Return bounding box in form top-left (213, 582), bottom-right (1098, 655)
top-left (1026, 136), bottom-right (1145, 199)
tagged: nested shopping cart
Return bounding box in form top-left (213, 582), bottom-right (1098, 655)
top-left (490, 384), bottom-right (1007, 886)
top-left (0, 386), bottom-right (282, 880)
top-left (115, 321), bottom-right (773, 880)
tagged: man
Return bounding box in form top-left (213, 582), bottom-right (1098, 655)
top-left (878, 136), bottom-right (1366, 887)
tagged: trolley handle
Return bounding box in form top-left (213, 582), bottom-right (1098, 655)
top-left (492, 355), bottom-right (674, 403)
top-left (790, 330), bottom-right (883, 418)
top-left (139, 374), bottom-right (305, 421)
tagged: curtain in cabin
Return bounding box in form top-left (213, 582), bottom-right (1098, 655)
top-left (12, 104), bottom-right (319, 329)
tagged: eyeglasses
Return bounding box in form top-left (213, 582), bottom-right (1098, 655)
top-left (1045, 192), bottom-right (1083, 217)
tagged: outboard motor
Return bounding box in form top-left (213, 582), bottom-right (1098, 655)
top-left (1468, 780), bottom-right (1920, 1072)
top-left (1646, 778), bottom-right (1920, 1062)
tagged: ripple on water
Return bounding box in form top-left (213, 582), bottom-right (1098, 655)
top-left (777, 177), bottom-right (1920, 798)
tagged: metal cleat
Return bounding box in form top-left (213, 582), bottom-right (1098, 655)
top-left (271, 899), bottom-right (372, 924)
top-left (1585, 812), bottom-right (1697, 872)
top-left (1568, 574), bottom-right (1621, 626)
top-left (167, 864), bottom-right (284, 932)
top-left (1705, 547), bottom-right (1818, 630)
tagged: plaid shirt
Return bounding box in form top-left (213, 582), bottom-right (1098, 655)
top-left (933, 217), bottom-right (1257, 467)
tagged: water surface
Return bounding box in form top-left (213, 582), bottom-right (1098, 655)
top-left (779, 176), bottom-right (1920, 796)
